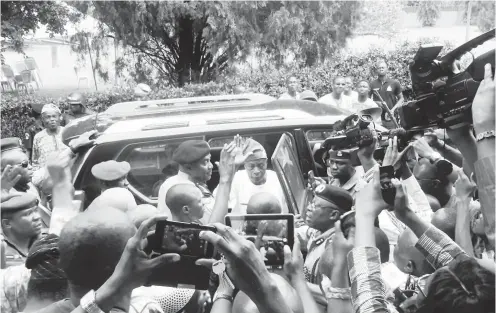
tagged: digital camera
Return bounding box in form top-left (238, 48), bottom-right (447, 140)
top-left (396, 28), bottom-right (495, 130)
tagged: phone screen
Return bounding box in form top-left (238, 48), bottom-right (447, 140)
top-left (380, 166), bottom-right (396, 206)
top-left (156, 222), bottom-right (214, 259)
top-left (225, 214), bottom-right (293, 266)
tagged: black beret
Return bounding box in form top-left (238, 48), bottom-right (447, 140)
top-left (314, 184), bottom-right (353, 212)
top-left (1, 193), bottom-right (39, 213)
top-left (172, 140), bottom-right (211, 165)
top-left (91, 160), bottom-right (131, 181)
top-left (0, 137), bottom-right (23, 152)
top-left (328, 149), bottom-right (352, 161)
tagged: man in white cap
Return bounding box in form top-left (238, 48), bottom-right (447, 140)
top-left (218, 138), bottom-right (287, 215)
top-left (32, 103), bottom-right (69, 171)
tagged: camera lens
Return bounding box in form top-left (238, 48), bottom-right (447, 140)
top-left (361, 114), bottom-right (372, 122)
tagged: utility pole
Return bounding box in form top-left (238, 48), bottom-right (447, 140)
top-left (466, 1), bottom-right (472, 41)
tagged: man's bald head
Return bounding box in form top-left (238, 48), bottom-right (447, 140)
top-left (246, 192), bottom-right (282, 214)
top-left (87, 187), bottom-right (137, 213)
top-left (166, 184), bottom-right (201, 214)
top-left (59, 207), bottom-right (136, 291)
top-left (127, 204), bottom-right (158, 228)
top-left (232, 273), bottom-right (303, 313)
top-left (394, 228), bottom-right (434, 277)
top-left (431, 208), bottom-right (457, 240)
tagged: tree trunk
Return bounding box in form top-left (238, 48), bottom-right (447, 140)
top-left (176, 16), bottom-right (194, 87)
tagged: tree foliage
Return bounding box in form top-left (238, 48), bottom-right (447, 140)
top-left (1, 1), bottom-right (79, 53)
top-left (470, 1), bottom-right (495, 32)
top-left (415, 1), bottom-right (440, 27)
top-left (69, 1), bottom-right (360, 87)
top-left (354, 0), bottom-right (403, 38)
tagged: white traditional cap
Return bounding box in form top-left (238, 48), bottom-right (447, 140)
top-left (41, 103), bottom-right (61, 115)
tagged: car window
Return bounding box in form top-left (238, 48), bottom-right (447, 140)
top-left (271, 133), bottom-right (307, 214)
top-left (306, 129), bottom-right (333, 141)
top-left (117, 138), bottom-right (202, 200)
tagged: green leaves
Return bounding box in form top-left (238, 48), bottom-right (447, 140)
top-left (1, 1), bottom-right (79, 54)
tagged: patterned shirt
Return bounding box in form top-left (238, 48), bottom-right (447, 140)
top-left (1, 265), bottom-right (31, 313)
top-left (32, 128), bottom-right (69, 171)
top-left (347, 225), bottom-right (469, 313)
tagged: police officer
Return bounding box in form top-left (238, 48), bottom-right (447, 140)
top-left (61, 92), bottom-right (94, 126)
top-left (91, 160), bottom-right (131, 194)
top-left (1, 193), bottom-right (43, 268)
top-left (24, 102), bottom-right (45, 162)
top-left (157, 140), bottom-right (214, 224)
top-left (327, 149), bottom-right (366, 199)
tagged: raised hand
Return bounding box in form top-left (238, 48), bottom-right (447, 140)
top-left (283, 237), bottom-right (304, 283)
top-left (199, 223), bottom-right (271, 299)
top-left (46, 151), bottom-right (73, 184)
top-left (68, 130), bottom-right (98, 152)
top-left (412, 136), bottom-right (438, 161)
top-left (1, 165), bottom-right (22, 192)
top-left (472, 63), bottom-right (495, 133)
top-left (215, 141), bottom-right (237, 182)
top-left (454, 170), bottom-right (476, 200)
top-left (232, 134), bottom-right (253, 167)
top-left (383, 136), bottom-right (412, 171)
top-left (355, 168), bottom-right (387, 219)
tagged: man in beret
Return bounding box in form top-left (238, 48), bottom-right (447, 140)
top-left (32, 103), bottom-right (69, 172)
top-left (157, 140), bottom-right (214, 223)
top-left (1, 193), bottom-right (43, 268)
top-left (91, 160), bottom-right (130, 194)
top-left (218, 138), bottom-right (287, 215)
top-left (297, 184), bottom-right (353, 307)
top-left (326, 149), bottom-right (366, 199)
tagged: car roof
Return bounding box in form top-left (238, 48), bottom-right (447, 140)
top-left (95, 115), bottom-right (347, 145)
top-left (104, 93), bottom-right (276, 116)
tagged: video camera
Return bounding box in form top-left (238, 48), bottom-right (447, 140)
top-left (396, 28), bottom-right (495, 130)
top-left (322, 108), bottom-right (418, 153)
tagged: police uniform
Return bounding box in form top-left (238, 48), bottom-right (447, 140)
top-left (1, 193), bottom-right (43, 268)
top-left (62, 92), bottom-right (95, 126)
top-left (157, 140), bottom-right (215, 224)
top-left (301, 184), bottom-right (353, 286)
top-left (23, 101), bottom-right (44, 162)
top-left (327, 149), bottom-right (367, 199)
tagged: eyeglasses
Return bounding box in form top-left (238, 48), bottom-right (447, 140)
top-left (244, 162), bottom-right (267, 171)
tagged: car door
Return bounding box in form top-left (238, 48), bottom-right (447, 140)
top-left (271, 132), bottom-right (311, 215)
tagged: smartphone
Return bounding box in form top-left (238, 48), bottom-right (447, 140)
top-left (147, 221), bottom-right (217, 290)
top-left (225, 214), bottom-right (294, 267)
top-left (153, 221), bottom-right (216, 260)
top-left (380, 165), bottom-right (396, 206)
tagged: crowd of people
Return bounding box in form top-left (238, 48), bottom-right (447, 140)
top-left (0, 62), bottom-right (495, 313)
top-left (280, 60), bottom-right (404, 128)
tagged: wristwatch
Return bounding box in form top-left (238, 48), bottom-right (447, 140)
top-left (80, 290), bottom-right (104, 313)
top-left (476, 130), bottom-right (495, 142)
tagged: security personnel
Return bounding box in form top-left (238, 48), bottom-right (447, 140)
top-left (327, 149), bottom-right (366, 199)
top-left (297, 184), bottom-right (353, 309)
top-left (1, 193), bottom-right (44, 268)
top-left (61, 92), bottom-right (94, 126)
top-left (91, 160), bottom-right (131, 194)
top-left (157, 140), bottom-right (214, 224)
top-left (23, 102), bottom-right (45, 161)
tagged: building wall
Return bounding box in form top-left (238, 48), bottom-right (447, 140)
top-left (3, 42), bottom-right (115, 91)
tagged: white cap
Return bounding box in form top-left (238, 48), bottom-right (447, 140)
top-left (134, 83), bottom-right (151, 97)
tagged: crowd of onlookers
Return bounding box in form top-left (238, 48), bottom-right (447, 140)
top-left (280, 60), bottom-right (404, 129)
top-left (0, 62), bottom-right (495, 313)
